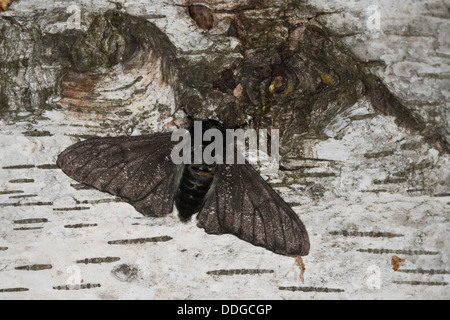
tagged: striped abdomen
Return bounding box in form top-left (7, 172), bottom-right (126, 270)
top-left (175, 163), bottom-right (216, 221)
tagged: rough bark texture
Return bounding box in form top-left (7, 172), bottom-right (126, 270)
top-left (0, 0), bottom-right (449, 299)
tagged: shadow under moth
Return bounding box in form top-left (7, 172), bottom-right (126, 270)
top-left (57, 119), bottom-right (310, 256)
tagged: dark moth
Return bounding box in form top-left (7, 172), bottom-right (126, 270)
top-left (57, 120), bottom-right (310, 256)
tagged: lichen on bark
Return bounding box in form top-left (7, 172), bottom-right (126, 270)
top-left (175, 0), bottom-right (449, 154)
top-left (0, 8), bottom-right (176, 125)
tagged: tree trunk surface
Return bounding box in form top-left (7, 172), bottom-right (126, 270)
top-left (0, 0), bottom-right (449, 299)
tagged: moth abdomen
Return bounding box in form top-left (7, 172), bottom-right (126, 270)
top-left (175, 163), bottom-right (216, 221)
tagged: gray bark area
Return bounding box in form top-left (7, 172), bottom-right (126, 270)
top-left (0, 0), bottom-right (449, 299)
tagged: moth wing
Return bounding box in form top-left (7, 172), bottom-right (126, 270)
top-left (197, 164), bottom-right (310, 256)
top-left (57, 132), bottom-right (181, 217)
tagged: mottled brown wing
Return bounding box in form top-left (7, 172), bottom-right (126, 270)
top-left (57, 132), bottom-right (181, 217)
top-left (197, 164), bottom-right (310, 256)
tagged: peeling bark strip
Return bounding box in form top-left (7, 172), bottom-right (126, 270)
top-left (76, 257), bottom-right (120, 264)
top-left (391, 255), bottom-right (405, 271)
top-left (295, 256), bottom-right (306, 284)
top-left (52, 283), bottom-right (101, 290)
top-left (206, 269), bottom-right (274, 276)
top-left (0, 288), bottom-right (29, 292)
top-left (107, 236), bottom-right (172, 245)
top-left (15, 264), bottom-right (52, 271)
top-left (329, 231), bottom-right (403, 238)
top-left (279, 286), bottom-right (344, 293)
top-left (357, 248), bottom-right (439, 255)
